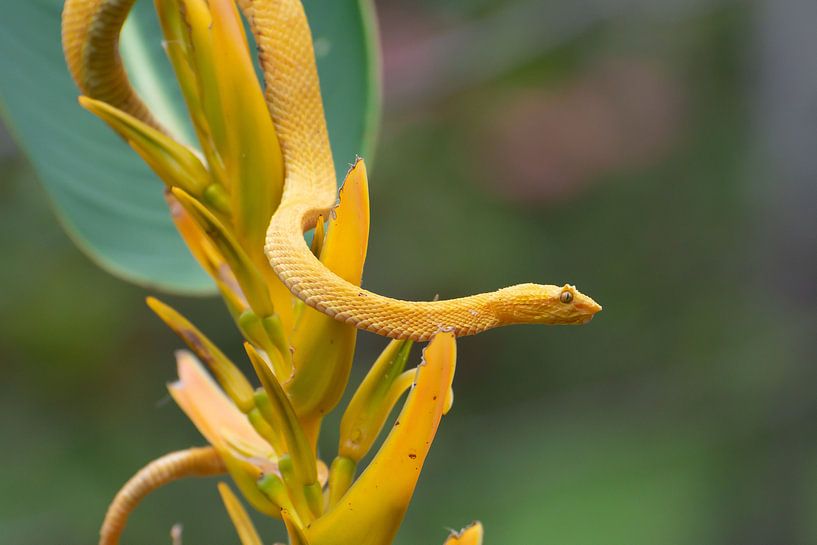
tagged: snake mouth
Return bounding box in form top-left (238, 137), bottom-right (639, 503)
top-left (574, 299), bottom-right (602, 324)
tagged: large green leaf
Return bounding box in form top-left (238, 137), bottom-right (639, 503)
top-left (0, 0), bottom-right (380, 294)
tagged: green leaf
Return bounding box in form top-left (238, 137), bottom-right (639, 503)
top-left (0, 0), bottom-right (380, 294)
top-left (306, 0), bottom-right (382, 173)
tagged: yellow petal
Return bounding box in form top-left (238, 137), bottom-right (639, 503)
top-left (287, 159), bottom-right (370, 419)
top-left (305, 333), bottom-right (457, 545)
top-left (168, 351), bottom-right (273, 459)
top-left (218, 482), bottom-right (263, 545)
top-left (327, 456), bottom-right (356, 509)
top-left (147, 297), bottom-right (255, 412)
top-left (318, 159), bottom-right (370, 282)
top-left (209, 0), bottom-right (284, 264)
top-left (168, 350), bottom-right (280, 516)
top-left (221, 447), bottom-right (282, 518)
top-left (443, 522), bottom-right (484, 545)
top-left (167, 190), bottom-right (290, 379)
top-left (169, 189), bottom-right (294, 379)
top-left (245, 403), bottom-right (286, 455)
top-left (328, 364), bottom-right (415, 506)
top-left (157, 0), bottom-right (299, 334)
top-left (277, 454), bottom-right (323, 523)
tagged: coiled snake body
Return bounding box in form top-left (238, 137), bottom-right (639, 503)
top-left (62, 0), bottom-right (601, 341)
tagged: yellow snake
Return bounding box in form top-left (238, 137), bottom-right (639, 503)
top-left (98, 446), bottom-right (225, 545)
top-left (62, 0), bottom-right (602, 342)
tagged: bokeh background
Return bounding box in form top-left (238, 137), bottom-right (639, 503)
top-left (3, 0), bottom-right (817, 543)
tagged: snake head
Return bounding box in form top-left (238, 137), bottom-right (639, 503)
top-left (490, 283), bottom-right (602, 326)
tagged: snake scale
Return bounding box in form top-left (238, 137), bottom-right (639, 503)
top-left (62, 0), bottom-right (601, 341)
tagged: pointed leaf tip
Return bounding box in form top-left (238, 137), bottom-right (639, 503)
top-left (218, 482), bottom-right (263, 545)
top-left (79, 96), bottom-right (210, 197)
top-left (443, 522), bottom-right (484, 545)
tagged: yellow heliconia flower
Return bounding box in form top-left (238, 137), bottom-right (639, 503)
top-left (68, 0), bottom-right (489, 544)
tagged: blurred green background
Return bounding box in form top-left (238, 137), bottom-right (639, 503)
top-left (3, 0), bottom-right (817, 544)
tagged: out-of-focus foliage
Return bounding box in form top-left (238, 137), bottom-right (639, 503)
top-left (0, 0), bottom-right (379, 293)
top-left (2, 0), bottom-right (817, 544)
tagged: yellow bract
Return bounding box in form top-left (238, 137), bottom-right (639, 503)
top-left (287, 159), bottom-right (371, 420)
top-left (79, 96), bottom-right (229, 213)
top-left (327, 337), bottom-right (414, 507)
top-left (245, 344), bottom-right (319, 488)
top-left (158, 0), bottom-right (296, 330)
top-left (305, 333), bottom-right (457, 545)
top-left (147, 296), bottom-right (255, 412)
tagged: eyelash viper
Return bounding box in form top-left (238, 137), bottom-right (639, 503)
top-left (61, 0), bottom-right (601, 342)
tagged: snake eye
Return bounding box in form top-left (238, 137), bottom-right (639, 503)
top-left (560, 290), bottom-right (573, 304)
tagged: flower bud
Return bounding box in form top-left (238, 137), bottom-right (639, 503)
top-left (338, 339), bottom-right (413, 463)
top-left (247, 344), bottom-right (318, 489)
